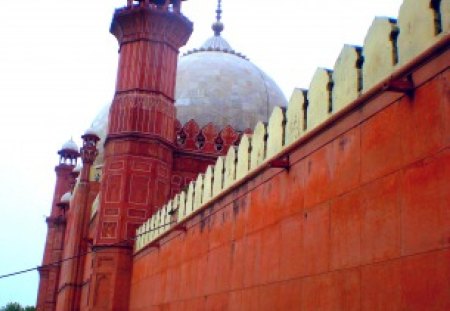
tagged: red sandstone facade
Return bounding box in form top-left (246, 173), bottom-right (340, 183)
top-left (37, 1), bottom-right (244, 310)
top-left (37, 0), bottom-right (449, 310)
top-left (129, 39), bottom-right (449, 310)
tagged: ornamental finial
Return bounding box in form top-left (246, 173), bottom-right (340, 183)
top-left (212, 0), bottom-right (224, 36)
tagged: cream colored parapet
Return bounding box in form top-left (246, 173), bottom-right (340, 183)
top-left (443, 0), bottom-right (450, 32)
top-left (224, 146), bottom-right (237, 188)
top-left (143, 219), bottom-right (150, 246)
top-left (307, 68), bottom-right (333, 130)
top-left (363, 18), bottom-right (399, 91)
top-left (266, 107), bottom-right (286, 158)
top-left (202, 166), bottom-right (213, 203)
top-left (185, 182), bottom-right (195, 217)
top-left (397, 0), bottom-right (445, 65)
top-left (212, 156), bottom-right (225, 197)
top-left (250, 122), bottom-right (267, 170)
top-left (154, 209), bottom-right (161, 236)
top-left (193, 175), bottom-right (204, 211)
top-left (172, 195), bottom-right (180, 223)
top-left (236, 134), bottom-right (252, 180)
top-left (178, 191), bottom-right (187, 221)
top-left (136, 226), bottom-right (143, 251)
top-left (285, 89), bottom-right (307, 146)
top-left (332, 45), bottom-right (363, 112)
top-left (135, 0), bottom-right (450, 252)
top-left (148, 216), bottom-right (155, 242)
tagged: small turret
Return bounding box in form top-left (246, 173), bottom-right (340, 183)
top-left (56, 191), bottom-right (72, 215)
top-left (80, 128), bottom-right (100, 165)
top-left (58, 138), bottom-right (79, 166)
top-left (78, 128), bottom-right (100, 182)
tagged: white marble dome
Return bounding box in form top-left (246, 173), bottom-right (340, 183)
top-left (61, 139), bottom-right (79, 152)
top-left (175, 35), bottom-right (287, 130)
top-left (60, 192), bottom-right (72, 204)
top-left (89, 25), bottom-right (287, 162)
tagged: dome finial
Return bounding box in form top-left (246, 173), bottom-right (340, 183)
top-left (212, 0), bottom-right (224, 36)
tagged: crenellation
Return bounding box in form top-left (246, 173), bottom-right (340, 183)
top-left (363, 18), bottom-right (399, 91)
top-left (193, 174), bottom-right (204, 211)
top-left (266, 106), bottom-right (286, 158)
top-left (224, 146), bottom-right (237, 188)
top-left (397, 0), bottom-right (443, 64)
top-left (177, 191), bottom-right (187, 222)
top-left (443, 0), bottom-right (450, 32)
top-left (202, 166), bottom-right (214, 203)
top-left (236, 134), bottom-right (252, 180)
top-left (250, 122), bottom-right (267, 170)
top-left (212, 156), bottom-right (225, 197)
top-left (162, 203), bottom-right (171, 233)
top-left (285, 88), bottom-right (308, 146)
top-left (185, 181), bottom-right (195, 217)
top-left (170, 195), bottom-right (180, 225)
top-left (154, 208), bottom-right (162, 236)
top-left (332, 45), bottom-right (363, 112)
top-left (307, 68), bottom-right (333, 130)
top-left (135, 226), bottom-right (143, 251)
top-left (134, 0), bottom-right (450, 275)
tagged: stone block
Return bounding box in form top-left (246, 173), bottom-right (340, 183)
top-left (330, 189), bottom-right (362, 270)
top-left (361, 260), bottom-right (402, 310)
top-left (400, 150), bottom-right (450, 256)
top-left (280, 214), bottom-right (304, 280)
top-left (361, 102), bottom-right (403, 184)
top-left (361, 172), bottom-right (401, 265)
top-left (302, 202), bottom-right (330, 275)
top-left (301, 269), bottom-right (360, 311)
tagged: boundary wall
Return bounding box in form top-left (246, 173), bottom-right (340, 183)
top-left (131, 0), bottom-right (449, 309)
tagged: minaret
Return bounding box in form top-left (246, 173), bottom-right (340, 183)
top-left (54, 129), bottom-right (100, 311)
top-left (37, 139), bottom-right (79, 311)
top-left (90, 1), bottom-right (193, 309)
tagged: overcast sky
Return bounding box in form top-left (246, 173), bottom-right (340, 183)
top-left (0, 0), bottom-right (403, 306)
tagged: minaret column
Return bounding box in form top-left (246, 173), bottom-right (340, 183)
top-left (89, 2), bottom-right (192, 310)
top-left (55, 130), bottom-right (100, 311)
top-left (37, 140), bottom-right (79, 311)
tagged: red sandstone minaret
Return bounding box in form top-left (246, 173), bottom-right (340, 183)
top-left (37, 140), bottom-right (79, 311)
top-left (89, 1), bottom-right (193, 309)
top-left (54, 129), bottom-right (100, 311)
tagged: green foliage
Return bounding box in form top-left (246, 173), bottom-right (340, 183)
top-left (0, 302), bottom-right (35, 311)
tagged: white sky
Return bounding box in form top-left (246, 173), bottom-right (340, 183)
top-left (0, 0), bottom-right (403, 306)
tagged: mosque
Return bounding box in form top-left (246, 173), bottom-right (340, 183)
top-left (37, 0), bottom-right (449, 310)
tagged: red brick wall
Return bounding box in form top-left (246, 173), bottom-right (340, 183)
top-left (129, 64), bottom-right (449, 309)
